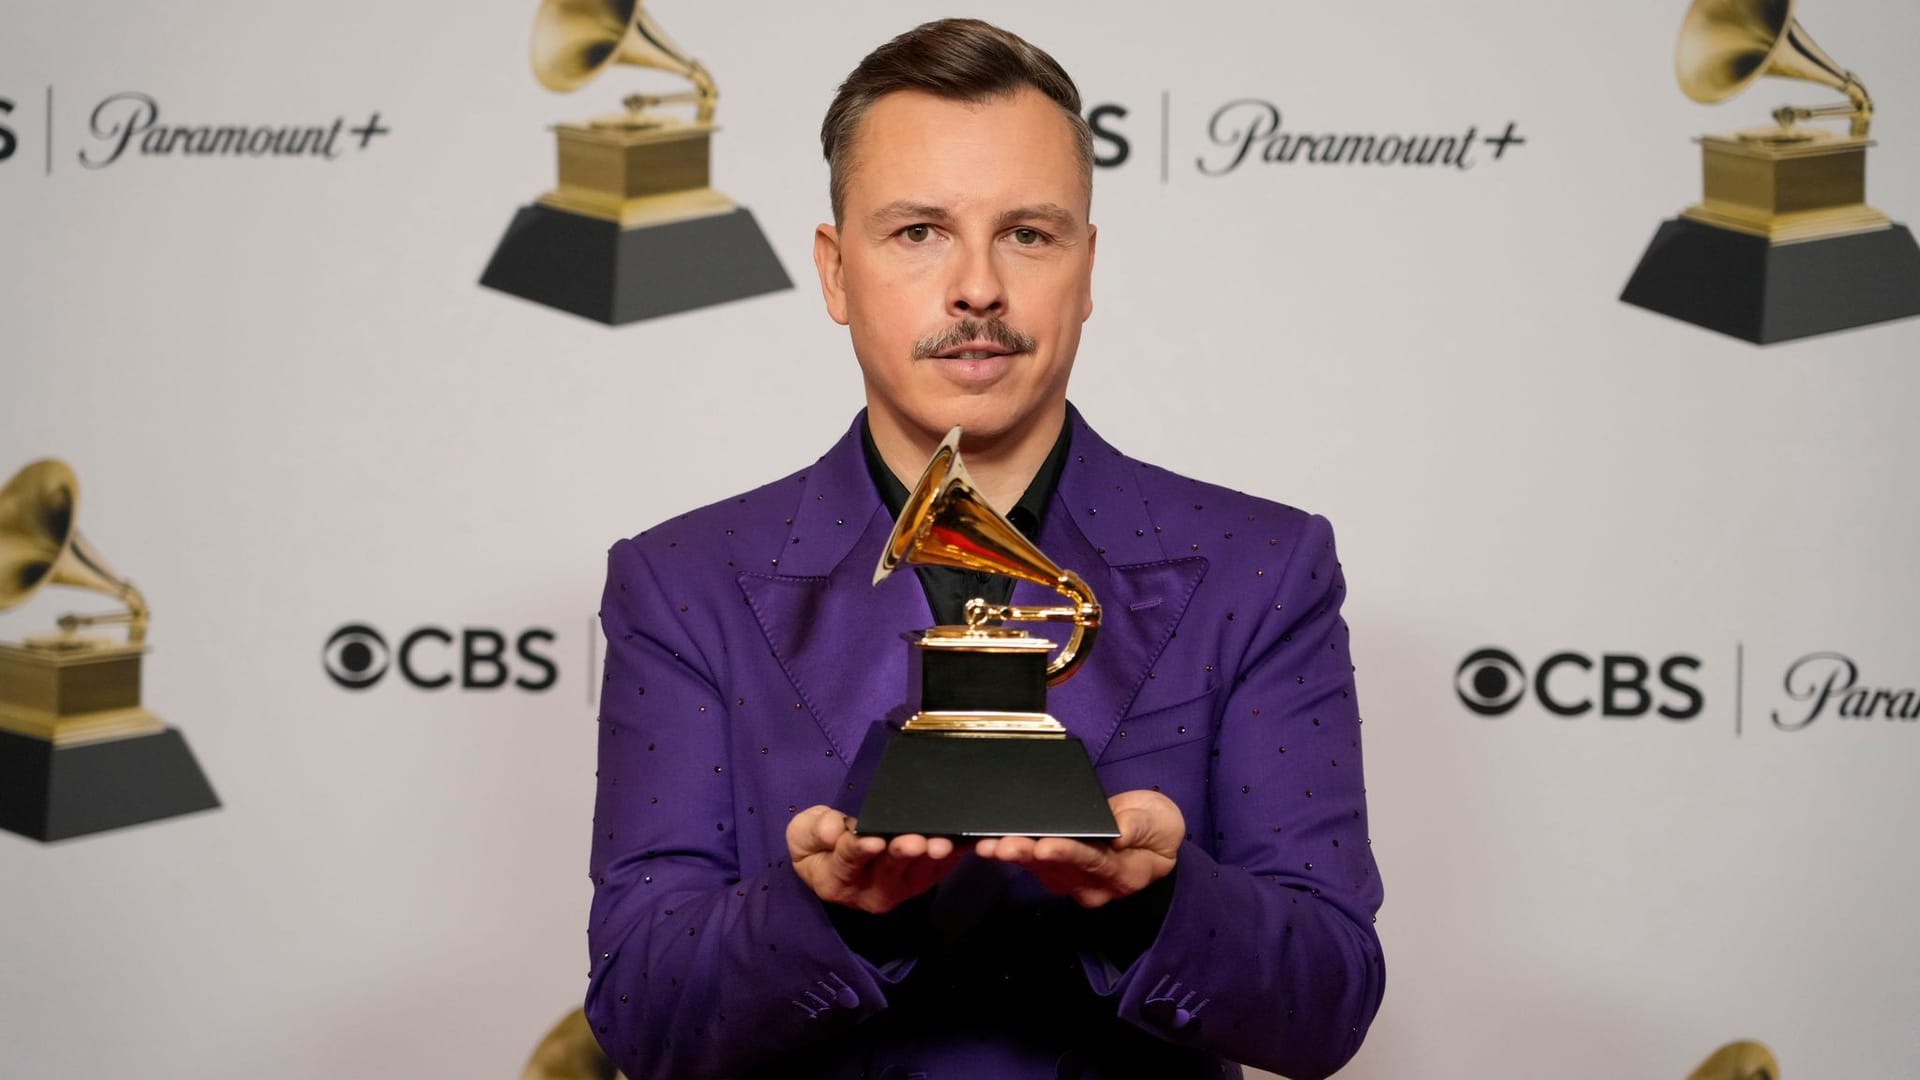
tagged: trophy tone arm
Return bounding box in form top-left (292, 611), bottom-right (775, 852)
top-left (621, 58), bottom-right (718, 125)
top-left (963, 569), bottom-right (1102, 686)
top-left (54, 596), bottom-right (151, 647)
top-left (1770, 71), bottom-right (1872, 137)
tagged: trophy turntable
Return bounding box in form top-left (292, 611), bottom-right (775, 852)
top-left (855, 429), bottom-right (1118, 840)
top-left (1621, 0), bottom-right (1920, 343)
top-left (0, 460), bottom-right (218, 842)
top-left (480, 0), bottom-right (791, 325)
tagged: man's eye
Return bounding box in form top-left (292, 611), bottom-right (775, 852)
top-left (902, 224), bottom-right (932, 242)
top-left (1010, 227), bottom-right (1046, 245)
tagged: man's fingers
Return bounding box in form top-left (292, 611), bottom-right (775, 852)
top-left (829, 829), bottom-right (885, 876)
top-left (980, 835), bottom-right (1039, 863)
top-left (1107, 790), bottom-right (1186, 857)
top-left (807, 808), bottom-right (848, 850)
top-left (1033, 836), bottom-right (1108, 871)
top-left (789, 805), bottom-right (841, 857)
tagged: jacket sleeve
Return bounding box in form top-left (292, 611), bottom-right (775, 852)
top-left (583, 538), bottom-right (909, 1080)
top-left (1082, 513), bottom-right (1386, 1079)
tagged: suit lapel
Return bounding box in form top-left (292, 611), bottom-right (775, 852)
top-left (1025, 411), bottom-right (1208, 760)
top-left (737, 418), bottom-right (930, 760)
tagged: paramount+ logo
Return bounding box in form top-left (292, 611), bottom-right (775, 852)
top-left (324, 623), bottom-right (557, 692)
top-left (1455, 647), bottom-right (1704, 720)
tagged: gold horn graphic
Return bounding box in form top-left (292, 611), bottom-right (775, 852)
top-left (532, 0), bottom-right (717, 125)
top-left (876, 428), bottom-right (1100, 685)
top-left (1687, 1040), bottom-right (1781, 1080)
top-left (0, 459), bottom-right (148, 647)
top-left (1677, 0), bottom-right (1871, 136)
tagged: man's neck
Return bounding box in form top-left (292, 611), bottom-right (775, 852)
top-left (866, 402), bottom-right (1067, 515)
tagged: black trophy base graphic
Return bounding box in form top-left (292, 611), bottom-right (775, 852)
top-left (0, 728), bottom-right (220, 842)
top-left (1621, 217), bottom-right (1920, 344)
top-left (856, 733), bottom-right (1119, 840)
top-left (480, 203), bottom-right (792, 325)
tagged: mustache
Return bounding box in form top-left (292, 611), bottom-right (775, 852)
top-left (912, 318), bottom-right (1037, 359)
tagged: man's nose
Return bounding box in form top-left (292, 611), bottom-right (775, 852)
top-left (947, 242), bottom-right (1007, 317)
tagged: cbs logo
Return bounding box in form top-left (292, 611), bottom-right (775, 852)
top-left (324, 623), bottom-right (557, 692)
top-left (1456, 647), bottom-right (1704, 719)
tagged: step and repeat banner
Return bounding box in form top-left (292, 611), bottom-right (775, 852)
top-left (4, 1), bottom-right (1918, 1077)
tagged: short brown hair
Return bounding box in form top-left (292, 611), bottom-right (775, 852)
top-left (820, 18), bottom-right (1093, 222)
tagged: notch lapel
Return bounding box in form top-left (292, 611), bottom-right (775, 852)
top-left (737, 417), bottom-right (932, 760)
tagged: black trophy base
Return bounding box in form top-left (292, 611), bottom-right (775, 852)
top-left (480, 203), bottom-right (792, 325)
top-left (1621, 217), bottom-right (1920, 344)
top-left (0, 728), bottom-right (220, 842)
top-left (855, 733), bottom-right (1119, 840)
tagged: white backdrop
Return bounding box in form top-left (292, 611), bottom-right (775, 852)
top-left (3, 1), bottom-right (1918, 1076)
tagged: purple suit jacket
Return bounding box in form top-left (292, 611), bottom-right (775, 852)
top-left (587, 408), bottom-right (1384, 1080)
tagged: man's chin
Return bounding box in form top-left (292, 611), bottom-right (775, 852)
top-left (905, 396), bottom-right (1063, 452)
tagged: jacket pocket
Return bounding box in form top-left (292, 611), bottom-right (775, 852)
top-left (1097, 681), bottom-right (1218, 765)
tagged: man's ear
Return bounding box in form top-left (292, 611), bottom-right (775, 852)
top-left (814, 223), bottom-right (850, 326)
top-left (1082, 222), bottom-right (1097, 322)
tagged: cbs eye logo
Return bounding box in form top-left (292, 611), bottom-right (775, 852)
top-left (324, 623), bottom-right (557, 692)
top-left (1455, 646), bottom-right (1704, 720)
top-left (1456, 648), bottom-right (1527, 715)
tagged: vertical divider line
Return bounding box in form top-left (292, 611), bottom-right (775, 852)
top-left (1734, 642), bottom-right (1744, 737)
top-left (1159, 90), bottom-right (1170, 185)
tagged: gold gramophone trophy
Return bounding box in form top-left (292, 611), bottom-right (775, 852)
top-left (0, 460), bottom-right (218, 842)
top-left (480, 0), bottom-right (790, 325)
top-left (1621, 0), bottom-right (1920, 343)
top-left (855, 429), bottom-right (1118, 840)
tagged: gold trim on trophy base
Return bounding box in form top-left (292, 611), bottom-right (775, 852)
top-left (0, 640), bottom-right (145, 717)
top-left (539, 120), bottom-right (736, 228)
top-left (1683, 132), bottom-right (1891, 243)
top-left (0, 704), bottom-right (165, 746)
top-left (902, 710), bottom-right (1069, 739)
top-left (915, 627), bottom-right (1060, 655)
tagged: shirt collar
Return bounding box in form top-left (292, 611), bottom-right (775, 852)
top-left (860, 414), bottom-right (1073, 540)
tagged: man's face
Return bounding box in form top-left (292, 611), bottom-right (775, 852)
top-left (814, 88), bottom-right (1095, 448)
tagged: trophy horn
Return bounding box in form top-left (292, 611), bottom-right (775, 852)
top-left (876, 428), bottom-right (1100, 685)
top-left (0, 459), bottom-right (149, 646)
top-left (531, 0), bottom-right (718, 124)
top-left (1676, 0), bottom-right (1871, 136)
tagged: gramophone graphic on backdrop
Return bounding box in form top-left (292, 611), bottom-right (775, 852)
top-left (1621, 0), bottom-right (1920, 343)
top-left (480, 0), bottom-right (791, 325)
top-left (0, 460), bottom-right (218, 842)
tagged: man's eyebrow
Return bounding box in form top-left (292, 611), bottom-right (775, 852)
top-left (867, 201), bottom-right (953, 228)
top-left (996, 204), bottom-right (1078, 231)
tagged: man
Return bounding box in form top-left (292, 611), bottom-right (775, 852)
top-left (586, 19), bottom-right (1383, 1080)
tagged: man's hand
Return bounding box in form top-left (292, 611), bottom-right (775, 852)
top-left (974, 790), bottom-right (1185, 908)
top-left (787, 805), bottom-right (960, 914)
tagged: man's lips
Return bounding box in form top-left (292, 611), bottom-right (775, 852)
top-left (932, 341), bottom-right (1016, 360)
